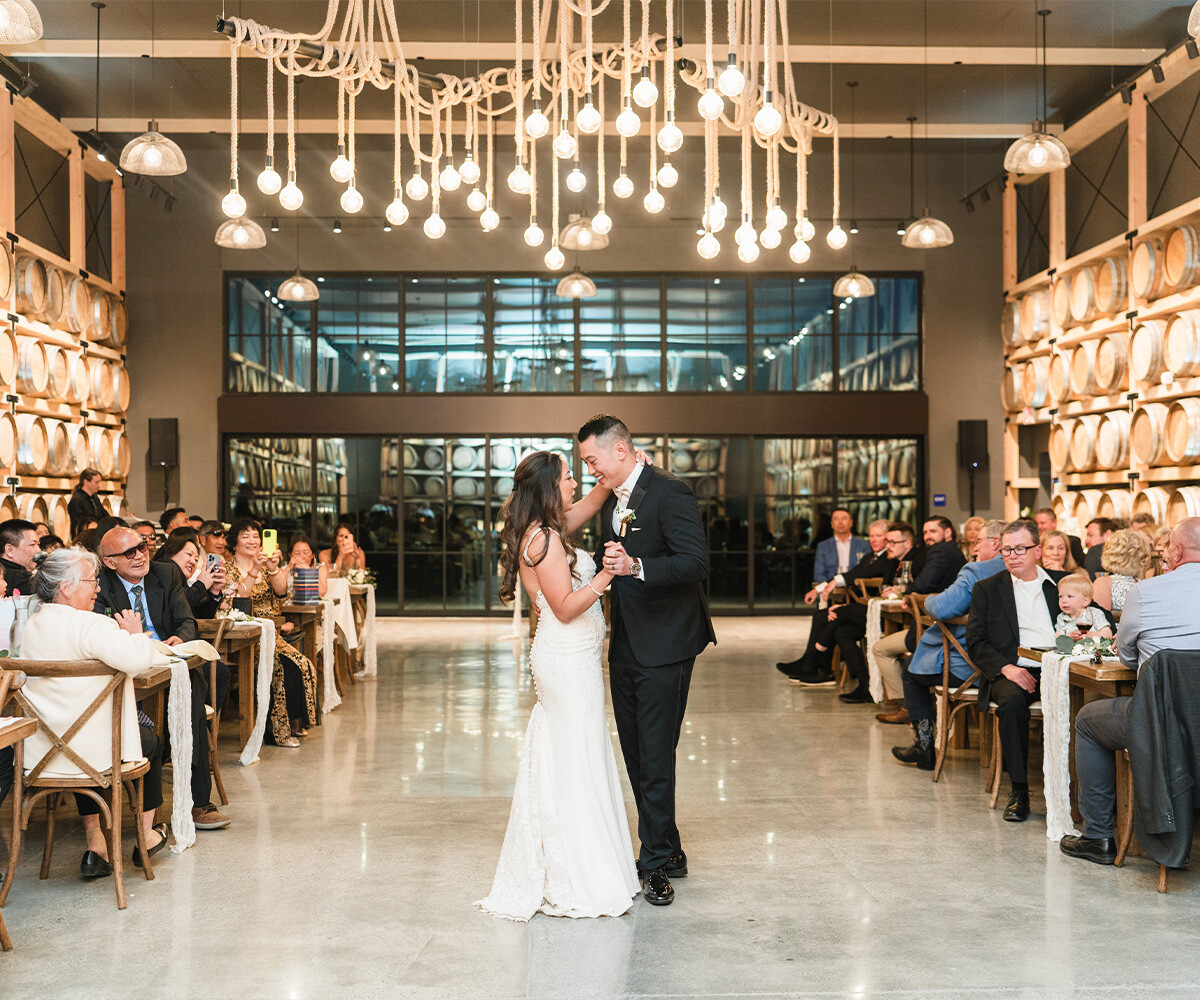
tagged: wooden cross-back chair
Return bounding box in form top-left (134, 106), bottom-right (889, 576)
top-left (851, 578), bottom-right (884, 605)
top-left (0, 668), bottom-right (28, 951)
top-left (0, 658), bottom-right (155, 911)
top-left (930, 615), bottom-right (986, 783)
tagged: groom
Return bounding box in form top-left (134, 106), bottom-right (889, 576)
top-left (579, 414), bottom-right (716, 906)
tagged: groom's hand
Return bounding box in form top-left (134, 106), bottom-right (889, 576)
top-left (603, 541), bottom-right (634, 576)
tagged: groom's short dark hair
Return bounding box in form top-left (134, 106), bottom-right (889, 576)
top-left (578, 414), bottom-right (633, 446)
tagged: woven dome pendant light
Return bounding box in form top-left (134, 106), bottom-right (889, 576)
top-left (278, 219), bottom-right (318, 301)
top-left (0, 0), bottom-right (43, 44)
top-left (120, 2), bottom-right (187, 175)
top-left (834, 81), bottom-right (874, 298)
top-left (901, 2), bottom-right (953, 249)
top-left (1004, 8), bottom-right (1069, 174)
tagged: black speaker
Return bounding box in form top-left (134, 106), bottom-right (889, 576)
top-left (148, 418), bottom-right (178, 467)
top-left (958, 420), bottom-right (988, 470)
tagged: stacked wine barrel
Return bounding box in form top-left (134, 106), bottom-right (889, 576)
top-left (228, 436), bottom-right (347, 524)
top-left (0, 244), bottom-right (130, 535)
top-left (1004, 217), bottom-right (1200, 530)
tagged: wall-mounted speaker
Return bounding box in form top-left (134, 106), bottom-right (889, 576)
top-left (149, 418), bottom-right (178, 467)
top-left (958, 420), bottom-right (988, 470)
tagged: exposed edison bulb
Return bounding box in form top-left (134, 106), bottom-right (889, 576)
top-left (330, 146), bottom-right (354, 183)
top-left (459, 156), bottom-right (481, 186)
top-left (525, 105), bottom-right (550, 140)
top-left (257, 159), bottom-right (282, 196)
top-left (658, 121), bottom-right (683, 154)
top-left (919, 223), bottom-right (936, 245)
top-left (738, 241), bottom-right (761, 264)
top-left (754, 101), bottom-right (784, 138)
top-left (424, 213), bottom-right (446, 239)
top-left (385, 194), bottom-right (409, 226)
top-left (279, 176), bottom-right (303, 211)
top-left (760, 227), bottom-right (782, 250)
top-left (552, 129), bottom-right (577, 160)
top-left (644, 188), bottom-right (665, 214)
top-left (591, 209), bottom-right (612, 235)
top-left (140, 144), bottom-right (163, 169)
top-left (789, 239), bottom-right (812, 264)
top-left (576, 226), bottom-right (594, 248)
top-left (439, 163), bottom-right (462, 191)
top-left (657, 162), bottom-right (679, 188)
top-left (221, 184), bottom-right (246, 219)
top-left (615, 106), bottom-right (641, 138)
top-left (1028, 141), bottom-right (1049, 169)
top-left (406, 172), bottom-right (429, 200)
top-left (766, 203), bottom-right (788, 231)
top-left (231, 222), bottom-right (251, 246)
top-left (567, 165), bottom-right (587, 193)
top-left (698, 87), bottom-right (724, 121)
top-left (697, 232), bottom-right (720, 259)
top-left (735, 220), bottom-right (757, 247)
top-left (708, 197), bottom-right (728, 233)
top-left (507, 163), bottom-right (531, 195)
top-left (718, 58), bottom-right (745, 98)
top-left (847, 277), bottom-right (863, 298)
top-left (613, 173), bottom-right (634, 199)
top-left (545, 245), bottom-right (565, 270)
top-left (524, 222), bottom-right (545, 247)
top-left (480, 206), bottom-right (500, 231)
top-left (633, 73), bottom-right (659, 109)
top-left (466, 187), bottom-right (487, 212)
top-left (796, 216), bottom-right (816, 242)
top-left (577, 101), bottom-right (602, 134)
top-left (340, 184), bottom-right (364, 214)
top-left (827, 224), bottom-right (848, 250)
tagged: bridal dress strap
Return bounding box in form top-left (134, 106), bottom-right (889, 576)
top-left (522, 525), bottom-right (551, 566)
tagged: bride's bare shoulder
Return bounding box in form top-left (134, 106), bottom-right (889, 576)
top-left (521, 524), bottom-right (563, 566)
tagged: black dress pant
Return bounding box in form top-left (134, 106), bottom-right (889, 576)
top-left (609, 614), bottom-right (693, 872)
top-left (75, 724), bottom-right (163, 816)
top-left (900, 665), bottom-right (940, 722)
top-left (991, 673), bottom-right (1042, 785)
top-left (0, 746), bottom-right (12, 808)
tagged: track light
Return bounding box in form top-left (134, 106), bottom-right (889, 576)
top-left (1120, 84), bottom-right (1134, 105)
top-left (333, 218), bottom-right (342, 234)
top-left (1151, 62), bottom-right (1165, 84)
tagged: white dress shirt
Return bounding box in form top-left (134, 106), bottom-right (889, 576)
top-left (834, 536), bottom-right (852, 574)
top-left (612, 462), bottom-right (646, 581)
top-left (1011, 568), bottom-right (1056, 668)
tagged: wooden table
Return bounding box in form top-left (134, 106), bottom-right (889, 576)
top-left (0, 717), bottom-right (36, 951)
top-left (281, 604), bottom-right (320, 663)
top-left (197, 620), bottom-right (263, 745)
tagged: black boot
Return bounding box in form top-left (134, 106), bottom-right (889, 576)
top-left (891, 719), bottom-right (935, 770)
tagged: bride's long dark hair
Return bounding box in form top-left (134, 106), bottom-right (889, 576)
top-left (497, 451), bottom-right (578, 604)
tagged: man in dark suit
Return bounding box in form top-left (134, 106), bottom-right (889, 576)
top-left (1083, 517), bottom-right (1117, 579)
top-left (580, 415), bottom-right (716, 907)
top-left (1033, 507), bottom-right (1086, 568)
top-left (96, 526), bottom-right (231, 830)
top-left (67, 468), bottom-right (108, 538)
top-left (966, 519), bottom-right (1067, 822)
top-left (0, 519), bottom-right (38, 596)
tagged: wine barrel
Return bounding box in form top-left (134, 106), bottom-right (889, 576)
top-left (1165, 224), bottom-right (1200, 292)
top-left (14, 413), bottom-right (46, 474)
top-left (672, 449), bottom-right (694, 473)
top-left (64, 276), bottom-right (91, 336)
top-left (1021, 357), bottom-right (1050, 408)
top-left (0, 410), bottom-right (15, 469)
top-left (0, 495), bottom-right (15, 521)
top-left (451, 445), bottom-right (478, 471)
top-left (1094, 335), bottom-right (1128, 393)
top-left (1131, 237), bottom-right (1166, 301)
top-left (1051, 493), bottom-right (1069, 521)
top-left (47, 493), bottom-right (70, 537)
top-left (422, 445), bottom-right (444, 469)
top-left (41, 265), bottom-right (66, 327)
top-left (1001, 300), bottom-right (1022, 348)
top-left (1134, 486), bottom-right (1172, 525)
top-left (13, 254), bottom-right (47, 317)
top-left (1021, 290), bottom-right (1051, 343)
top-left (1049, 420), bottom-right (1075, 472)
top-left (1131, 319), bottom-right (1167, 383)
top-left (1095, 410), bottom-right (1131, 470)
top-left (107, 495), bottom-right (132, 520)
top-left (66, 351), bottom-right (88, 405)
top-left (1093, 256), bottom-right (1128, 315)
top-left (108, 297), bottom-right (128, 348)
top-left (1048, 352), bottom-right (1072, 404)
top-left (1051, 277), bottom-right (1073, 329)
top-left (16, 493), bottom-right (47, 524)
top-left (402, 475), bottom-right (418, 497)
top-left (88, 359), bottom-right (117, 411)
top-left (15, 337), bottom-right (48, 396)
top-left (43, 418), bottom-right (71, 476)
top-left (1070, 341), bottom-right (1101, 397)
top-left (1069, 414), bottom-right (1101, 472)
top-left (88, 426), bottom-right (115, 477)
top-left (1096, 489), bottom-right (1133, 521)
top-left (0, 244), bottom-right (13, 301)
top-left (0, 325), bottom-right (16, 385)
top-left (113, 366), bottom-right (130, 411)
top-left (1165, 398), bottom-right (1200, 464)
top-left (1001, 365), bottom-right (1022, 411)
top-left (1069, 267), bottom-right (1097, 325)
top-left (1131, 403), bottom-right (1171, 466)
top-left (424, 475), bottom-right (444, 497)
top-left (1168, 486), bottom-right (1200, 524)
top-left (44, 344), bottom-right (70, 400)
top-left (88, 287), bottom-right (112, 344)
top-left (69, 424), bottom-right (91, 475)
top-left (1164, 309), bottom-right (1200, 378)
top-left (1072, 489), bottom-right (1106, 524)
top-left (451, 477), bottom-right (478, 498)
top-left (111, 429), bottom-right (131, 479)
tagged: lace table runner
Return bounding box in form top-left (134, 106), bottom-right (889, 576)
top-left (238, 617), bottom-right (277, 766)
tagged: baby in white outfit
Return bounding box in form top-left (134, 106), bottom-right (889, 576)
top-left (1054, 574), bottom-right (1113, 639)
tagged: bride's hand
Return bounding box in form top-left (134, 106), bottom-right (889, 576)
top-left (633, 446), bottom-right (654, 466)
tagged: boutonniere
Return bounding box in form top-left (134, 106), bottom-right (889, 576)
top-left (617, 507), bottom-right (637, 537)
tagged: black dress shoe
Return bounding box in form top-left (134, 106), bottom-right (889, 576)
top-left (891, 741), bottom-right (935, 770)
top-left (1060, 834), bottom-right (1117, 865)
top-left (663, 851), bottom-right (688, 877)
top-left (643, 868), bottom-right (674, 906)
top-left (795, 669), bottom-right (836, 687)
top-left (775, 659), bottom-right (806, 677)
top-left (1003, 790), bottom-right (1031, 822)
top-left (133, 823), bottom-right (170, 869)
top-left (838, 687), bottom-right (873, 704)
top-left (80, 851), bottom-right (112, 879)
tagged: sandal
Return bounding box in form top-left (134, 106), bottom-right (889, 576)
top-left (133, 822), bottom-right (170, 869)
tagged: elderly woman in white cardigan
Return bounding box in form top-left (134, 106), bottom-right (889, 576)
top-left (19, 547), bottom-right (171, 879)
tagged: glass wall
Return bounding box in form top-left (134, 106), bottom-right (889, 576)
top-left (404, 276), bottom-right (488, 392)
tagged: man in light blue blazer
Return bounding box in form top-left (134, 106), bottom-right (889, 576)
top-left (805, 508), bottom-right (871, 605)
top-left (891, 518), bottom-right (1008, 770)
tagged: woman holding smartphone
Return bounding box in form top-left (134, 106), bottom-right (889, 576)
top-left (155, 534), bottom-right (226, 617)
top-left (320, 524), bottom-right (367, 575)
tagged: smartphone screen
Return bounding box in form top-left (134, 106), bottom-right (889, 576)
top-left (261, 529), bottom-right (278, 556)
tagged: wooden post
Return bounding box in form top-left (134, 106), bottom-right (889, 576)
top-left (1128, 91), bottom-right (1147, 230)
top-left (1049, 169), bottom-right (1066, 268)
top-left (1002, 178), bottom-right (1017, 293)
top-left (110, 177), bottom-right (125, 292)
top-left (68, 147), bottom-right (85, 270)
top-left (0, 91), bottom-right (14, 235)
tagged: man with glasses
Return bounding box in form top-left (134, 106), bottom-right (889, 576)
top-left (965, 519), bottom-right (1068, 822)
top-left (132, 520), bottom-right (159, 557)
top-left (198, 521), bottom-right (227, 558)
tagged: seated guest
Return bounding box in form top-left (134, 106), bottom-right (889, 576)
top-left (960, 516), bottom-right (984, 559)
top-left (965, 520), bottom-right (1067, 822)
top-left (1083, 517), bottom-right (1117, 579)
top-left (1039, 528), bottom-right (1080, 574)
top-left (19, 548), bottom-right (169, 876)
top-left (226, 518), bottom-right (319, 747)
top-left (1152, 526), bottom-right (1171, 575)
top-left (288, 536), bottom-right (329, 598)
top-left (0, 518), bottom-right (39, 596)
top-left (802, 508), bottom-right (870, 606)
top-left (1034, 507), bottom-right (1087, 568)
top-left (155, 535), bottom-right (226, 619)
top-left (133, 520), bottom-right (159, 556)
top-left (198, 521), bottom-right (226, 558)
top-left (32, 522), bottom-right (49, 539)
top-left (67, 468), bottom-right (108, 538)
top-left (1092, 528), bottom-right (1153, 614)
top-left (320, 523), bottom-right (366, 575)
top-left (1130, 512), bottom-right (1157, 532)
top-left (188, 515), bottom-right (205, 531)
top-left (159, 507), bottom-right (189, 536)
top-left (38, 534), bottom-right (65, 553)
top-left (1062, 518), bottom-right (1200, 865)
top-left (72, 527), bottom-right (101, 552)
top-left (96, 526), bottom-right (230, 831)
top-left (893, 519), bottom-right (1008, 767)
top-left (1055, 575), bottom-right (1112, 639)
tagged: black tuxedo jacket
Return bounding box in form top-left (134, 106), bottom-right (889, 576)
top-left (595, 465), bottom-right (716, 667)
top-left (908, 540), bottom-right (967, 595)
top-left (966, 567), bottom-right (1067, 707)
top-left (841, 548), bottom-right (897, 591)
top-left (95, 562), bottom-right (198, 643)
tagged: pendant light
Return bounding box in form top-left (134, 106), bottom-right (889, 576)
top-left (556, 271), bottom-right (597, 299)
top-left (1004, 8), bottom-right (1070, 174)
top-left (120, 3), bottom-right (186, 175)
top-left (901, 5), bottom-right (953, 249)
top-left (278, 219), bottom-right (318, 301)
top-left (560, 214), bottom-right (609, 251)
top-left (0, 0), bottom-right (43, 44)
top-left (834, 82), bottom-right (875, 298)
top-left (215, 216), bottom-right (266, 249)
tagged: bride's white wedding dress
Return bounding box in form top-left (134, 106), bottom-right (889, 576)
top-left (476, 542), bottom-right (640, 921)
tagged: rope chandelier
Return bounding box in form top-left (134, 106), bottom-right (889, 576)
top-left (218, 0), bottom-right (843, 268)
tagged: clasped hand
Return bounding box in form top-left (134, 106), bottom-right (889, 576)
top-left (602, 541), bottom-right (634, 576)
top-left (1000, 664), bottom-right (1037, 693)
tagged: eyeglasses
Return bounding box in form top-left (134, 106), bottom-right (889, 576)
top-left (885, 538), bottom-right (907, 546)
top-left (1000, 545), bottom-right (1034, 557)
top-left (104, 540), bottom-right (149, 560)
top-left (81, 576), bottom-right (98, 585)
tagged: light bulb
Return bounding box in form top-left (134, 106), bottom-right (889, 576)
top-left (257, 161), bottom-right (281, 196)
top-left (222, 184), bottom-right (246, 219)
top-left (232, 223), bottom-right (250, 246)
top-left (525, 105), bottom-right (550, 139)
top-left (480, 207), bottom-right (500, 231)
top-left (330, 149), bottom-right (354, 184)
top-left (439, 163), bottom-right (461, 191)
top-left (697, 232), bottom-right (720, 259)
top-left (545, 246), bottom-right (565, 270)
top-left (567, 165), bottom-right (587, 192)
top-left (507, 163), bottom-right (531, 195)
top-left (633, 71), bottom-right (659, 108)
top-left (754, 102), bottom-right (783, 138)
top-left (735, 221), bottom-right (757, 246)
top-left (577, 102), bottom-right (602, 134)
top-left (1028, 141), bottom-right (1049, 169)
top-left (459, 156), bottom-right (480, 185)
top-left (760, 227), bottom-right (781, 250)
top-left (466, 188), bottom-right (487, 212)
top-left (848, 278), bottom-right (862, 298)
top-left (386, 194), bottom-right (409, 226)
top-left (766, 203), bottom-right (788, 231)
top-left (657, 162), bottom-right (678, 188)
top-left (738, 241), bottom-right (761, 264)
top-left (644, 188), bottom-right (665, 214)
top-left (340, 184), bottom-right (364, 214)
top-left (406, 172), bottom-right (429, 200)
top-left (424, 213), bottom-right (446, 239)
top-left (827, 224), bottom-right (848, 250)
top-left (658, 121), bottom-right (683, 154)
top-left (279, 178), bottom-right (303, 211)
top-left (616, 106), bottom-right (641, 138)
top-left (919, 223), bottom-right (935, 245)
top-left (708, 197), bottom-right (728, 233)
top-left (591, 209), bottom-right (612, 235)
top-left (576, 226), bottom-right (594, 248)
top-left (524, 222), bottom-right (544, 247)
top-left (143, 145), bottom-right (164, 170)
top-left (796, 216), bottom-right (816, 241)
top-left (613, 173), bottom-right (634, 199)
top-left (789, 240), bottom-right (811, 264)
top-left (698, 87), bottom-right (724, 121)
top-left (552, 129), bottom-right (577, 159)
top-left (718, 59), bottom-right (745, 98)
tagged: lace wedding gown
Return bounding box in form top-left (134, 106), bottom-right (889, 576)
top-left (476, 547), bottom-right (640, 920)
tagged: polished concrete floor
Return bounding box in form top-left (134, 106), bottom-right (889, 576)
top-left (1, 616), bottom-right (1197, 999)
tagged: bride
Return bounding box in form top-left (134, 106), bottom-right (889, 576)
top-left (475, 450), bottom-right (640, 920)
